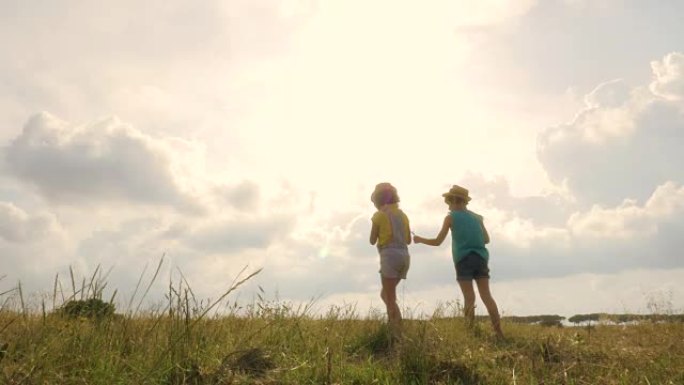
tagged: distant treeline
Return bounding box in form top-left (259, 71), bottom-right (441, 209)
top-left (502, 315), bottom-right (565, 326)
top-left (470, 314), bottom-right (684, 326)
top-left (469, 315), bottom-right (565, 327)
top-left (567, 313), bottom-right (684, 324)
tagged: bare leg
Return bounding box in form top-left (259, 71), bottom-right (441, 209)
top-left (475, 278), bottom-right (504, 339)
top-left (457, 280), bottom-right (476, 328)
top-left (381, 277), bottom-right (402, 336)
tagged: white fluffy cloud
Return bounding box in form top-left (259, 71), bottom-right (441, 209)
top-left (424, 58), bottom-right (684, 278)
top-left (457, 174), bottom-right (573, 226)
top-left (650, 52), bottom-right (684, 101)
top-left (463, 53), bottom-right (684, 281)
top-left (568, 182), bottom-right (684, 239)
top-left (0, 203), bottom-right (70, 291)
top-left (0, 202), bottom-right (61, 243)
top-left (182, 216), bottom-right (295, 254)
top-left (538, 52), bottom-right (684, 207)
top-left (5, 112), bottom-right (203, 211)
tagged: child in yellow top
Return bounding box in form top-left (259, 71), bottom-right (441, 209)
top-left (369, 182), bottom-right (411, 335)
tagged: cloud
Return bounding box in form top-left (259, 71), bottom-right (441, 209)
top-left (182, 216), bottom-right (295, 254)
top-left (250, 211), bottom-right (379, 298)
top-left (0, 0), bottom-right (311, 160)
top-left (5, 112), bottom-right (203, 211)
top-left (67, 213), bottom-right (296, 307)
top-left (451, 0), bottom-right (538, 28)
top-left (568, 182), bottom-right (684, 239)
top-left (0, 203), bottom-right (70, 293)
top-left (483, 54), bottom-right (684, 280)
top-left (215, 180), bottom-right (261, 211)
top-left (650, 52), bottom-right (684, 101)
top-left (583, 78), bottom-right (632, 109)
top-left (538, 53), bottom-right (684, 207)
top-left (0, 1), bottom-right (302, 66)
top-left (458, 174), bottom-right (573, 226)
top-left (0, 202), bottom-right (61, 243)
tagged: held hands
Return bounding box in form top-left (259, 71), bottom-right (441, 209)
top-left (412, 233), bottom-right (424, 244)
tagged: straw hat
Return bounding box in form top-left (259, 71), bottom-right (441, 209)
top-left (442, 185), bottom-right (471, 202)
top-left (371, 182), bottom-right (398, 204)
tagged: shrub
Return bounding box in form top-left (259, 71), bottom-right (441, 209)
top-left (59, 298), bottom-right (115, 320)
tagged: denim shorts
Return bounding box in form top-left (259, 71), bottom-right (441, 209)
top-left (455, 253), bottom-right (490, 281)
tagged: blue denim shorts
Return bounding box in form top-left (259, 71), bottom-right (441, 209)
top-left (455, 253), bottom-right (490, 281)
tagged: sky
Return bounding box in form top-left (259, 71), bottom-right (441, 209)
top-left (1, 0), bottom-right (684, 318)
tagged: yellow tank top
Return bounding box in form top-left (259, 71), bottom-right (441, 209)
top-left (372, 204), bottom-right (410, 248)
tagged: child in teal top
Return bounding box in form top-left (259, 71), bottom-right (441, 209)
top-left (414, 185), bottom-right (503, 339)
top-left (450, 209), bottom-right (489, 265)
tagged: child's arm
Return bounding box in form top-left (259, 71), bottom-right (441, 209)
top-left (370, 222), bottom-right (379, 245)
top-left (414, 215), bottom-right (451, 246)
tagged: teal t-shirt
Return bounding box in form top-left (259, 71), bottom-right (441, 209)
top-left (450, 210), bottom-right (489, 264)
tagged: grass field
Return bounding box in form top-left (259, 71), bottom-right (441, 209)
top-left (2, 305), bottom-right (683, 384)
top-left (1, 270), bottom-right (683, 384)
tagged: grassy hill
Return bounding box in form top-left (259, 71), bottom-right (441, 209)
top-left (1, 305), bottom-right (683, 384)
top-left (1, 266), bottom-right (682, 384)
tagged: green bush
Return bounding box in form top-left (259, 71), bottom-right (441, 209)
top-left (59, 298), bottom-right (115, 320)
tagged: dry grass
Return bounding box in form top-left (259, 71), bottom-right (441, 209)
top-left (0, 266), bottom-right (682, 384)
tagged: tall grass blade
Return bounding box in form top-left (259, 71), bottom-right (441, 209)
top-left (80, 277), bottom-right (86, 300)
top-left (87, 265), bottom-right (101, 298)
top-left (69, 266), bottom-right (76, 298)
top-left (0, 288), bottom-right (16, 297)
top-left (176, 267), bottom-right (198, 310)
top-left (17, 281), bottom-right (26, 319)
top-left (57, 276), bottom-right (65, 303)
top-left (134, 254), bottom-right (165, 314)
top-left (127, 262), bottom-right (149, 314)
top-left (52, 273), bottom-right (59, 310)
top-left (109, 289), bottom-right (118, 307)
